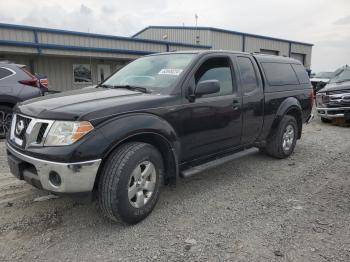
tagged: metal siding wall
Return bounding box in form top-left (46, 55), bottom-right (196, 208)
top-left (38, 32), bottom-right (166, 53)
top-left (167, 44), bottom-right (208, 51)
top-left (245, 36), bottom-right (289, 56)
top-left (291, 43), bottom-right (312, 69)
top-left (0, 46), bottom-right (37, 54)
top-left (136, 28), bottom-right (212, 46)
top-left (0, 54), bottom-right (32, 67)
top-left (0, 28), bottom-right (34, 42)
top-left (210, 31), bottom-right (243, 50)
top-left (40, 49), bottom-right (141, 60)
top-left (35, 56), bottom-right (130, 92)
top-left (0, 53), bottom-right (133, 92)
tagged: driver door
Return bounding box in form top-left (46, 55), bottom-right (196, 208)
top-left (181, 55), bottom-right (242, 161)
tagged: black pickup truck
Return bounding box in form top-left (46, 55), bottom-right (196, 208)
top-left (6, 51), bottom-right (313, 224)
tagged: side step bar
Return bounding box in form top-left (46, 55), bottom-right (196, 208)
top-left (180, 147), bottom-right (258, 178)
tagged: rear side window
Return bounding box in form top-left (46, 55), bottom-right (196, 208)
top-left (262, 62), bottom-right (299, 86)
top-left (291, 64), bottom-right (310, 84)
top-left (0, 68), bottom-right (14, 80)
top-left (237, 57), bottom-right (259, 94)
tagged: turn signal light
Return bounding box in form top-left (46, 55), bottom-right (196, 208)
top-left (71, 121), bottom-right (94, 142)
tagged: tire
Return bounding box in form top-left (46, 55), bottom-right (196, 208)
top-left (98, 142), bottom-right (164, 224)
top-left (321, 117), bottom-right (331, 123)
top-left (265, 115), bottom-right (298, 159)
top-left (0, 106), bottom-right (13, 139)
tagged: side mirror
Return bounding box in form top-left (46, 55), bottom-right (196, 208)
top-left (195, 80), bottom-right (220, 97)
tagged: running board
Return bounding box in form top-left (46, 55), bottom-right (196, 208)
top-left (180, 148), bottom-right (258, 178)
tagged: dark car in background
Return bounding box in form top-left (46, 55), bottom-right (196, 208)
top-left (0, 63), bottom-right (47, 138)
top-left (316, 65), bottom-right (350, 122)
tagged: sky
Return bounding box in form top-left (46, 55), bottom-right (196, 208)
top-left (0, 0), bottom-right (349, 72)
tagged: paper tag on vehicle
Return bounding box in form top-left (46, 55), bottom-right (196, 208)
top-left (158, 69), bottom-right (183, 75)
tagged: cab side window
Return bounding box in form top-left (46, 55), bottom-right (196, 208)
top-left (237, 57), bottom-right (259, 95)
top-left (195, 57), bottom-right (236, 98)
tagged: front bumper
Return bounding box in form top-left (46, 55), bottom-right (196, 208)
top-left (316, 107), bottom-right (350, 119)
top-left (6, 143), bottom-right (102, 193)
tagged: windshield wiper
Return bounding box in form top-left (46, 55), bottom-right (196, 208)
top-left (112, 85), bottom-right (151, 93)
top-left (97, 84), bottom-right (114, 88)
top-left (97, 84), bottom-right (151, 93)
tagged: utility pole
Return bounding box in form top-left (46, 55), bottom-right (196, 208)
top-left (195, 14), bottom-right (200, 44)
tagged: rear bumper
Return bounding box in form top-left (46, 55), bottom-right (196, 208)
top-left (6, 143), bottom-right (101, 193)
top-left (316, 107), bottom-right (350, 119)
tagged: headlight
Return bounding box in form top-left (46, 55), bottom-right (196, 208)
top-left (44, 121), bottom-right (94, 146)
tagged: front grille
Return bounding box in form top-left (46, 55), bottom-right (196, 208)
top-left (328, 102), bottom-right (350, 107)
top-left (10, 114), bottom-right (54, 148)
top-left (327, 89), bottom-right (350, 95)
top-left (14, 115), bottom-right (32, 142)
top-left (36, 123), bottom-right (48, 144)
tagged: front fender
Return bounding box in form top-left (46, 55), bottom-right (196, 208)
top-left (97, 113), bottom-right (180, 158)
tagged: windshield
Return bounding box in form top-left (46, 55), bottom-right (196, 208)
top-left (329, 67), bottom-right (350, 83)
top-left (314, 72), bottom-right (333, 79)
top-left (102, 53), bottom-right (195, 94)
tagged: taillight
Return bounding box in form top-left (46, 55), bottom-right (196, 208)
top-left (40, 78), bottom-right (49, 89)
top-left (19, 68), bottom-right (39, 87)
top-left (19, 79), bottom-right (38, 87)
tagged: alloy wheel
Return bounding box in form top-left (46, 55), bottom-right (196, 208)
top-left (282, 124), bottom-right (294, 152)
top-left (128, 161), bottom-right (157, 208)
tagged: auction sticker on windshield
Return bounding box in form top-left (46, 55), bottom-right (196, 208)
top-left (158, 69), bottom-right (183, 75)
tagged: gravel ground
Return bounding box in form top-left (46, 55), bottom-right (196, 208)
top-left (0, 116), bottom-right (349, 262)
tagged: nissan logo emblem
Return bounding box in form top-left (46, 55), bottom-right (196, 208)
top-left (15, 120), bottom-right (25, 136)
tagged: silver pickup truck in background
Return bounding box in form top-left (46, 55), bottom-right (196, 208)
top-left (316, 65), bottom-right (350, 122)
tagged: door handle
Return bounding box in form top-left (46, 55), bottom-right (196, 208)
top-left (232, 99), bottom-right (240, 110)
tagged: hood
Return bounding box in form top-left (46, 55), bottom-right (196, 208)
top-left (16, 87), bottom-right (175, 122)
top-left (318, 80), bottom-right (350, 93)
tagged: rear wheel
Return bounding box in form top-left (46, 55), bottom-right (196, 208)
top-left (265, 115), bottom-right (298, 159)
top-left (0, 106), bottom-right (13, 139)
top-left (98, 142), bottom-right (163, 224)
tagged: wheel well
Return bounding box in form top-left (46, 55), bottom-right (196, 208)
top-left (285, 107), bottom-right (302, 139)
top-left (94, 133), bottom-right (178, 191)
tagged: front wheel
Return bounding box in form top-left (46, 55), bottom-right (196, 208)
top-left (265, 115), bottom-right (298, 159)
top-left (98, 142), bottom-right (163, 224)
top-left (0, 106), bottom-right (13, 139)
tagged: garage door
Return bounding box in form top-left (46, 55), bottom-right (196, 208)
top-left (291, 53), bottom-right (305, 65)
